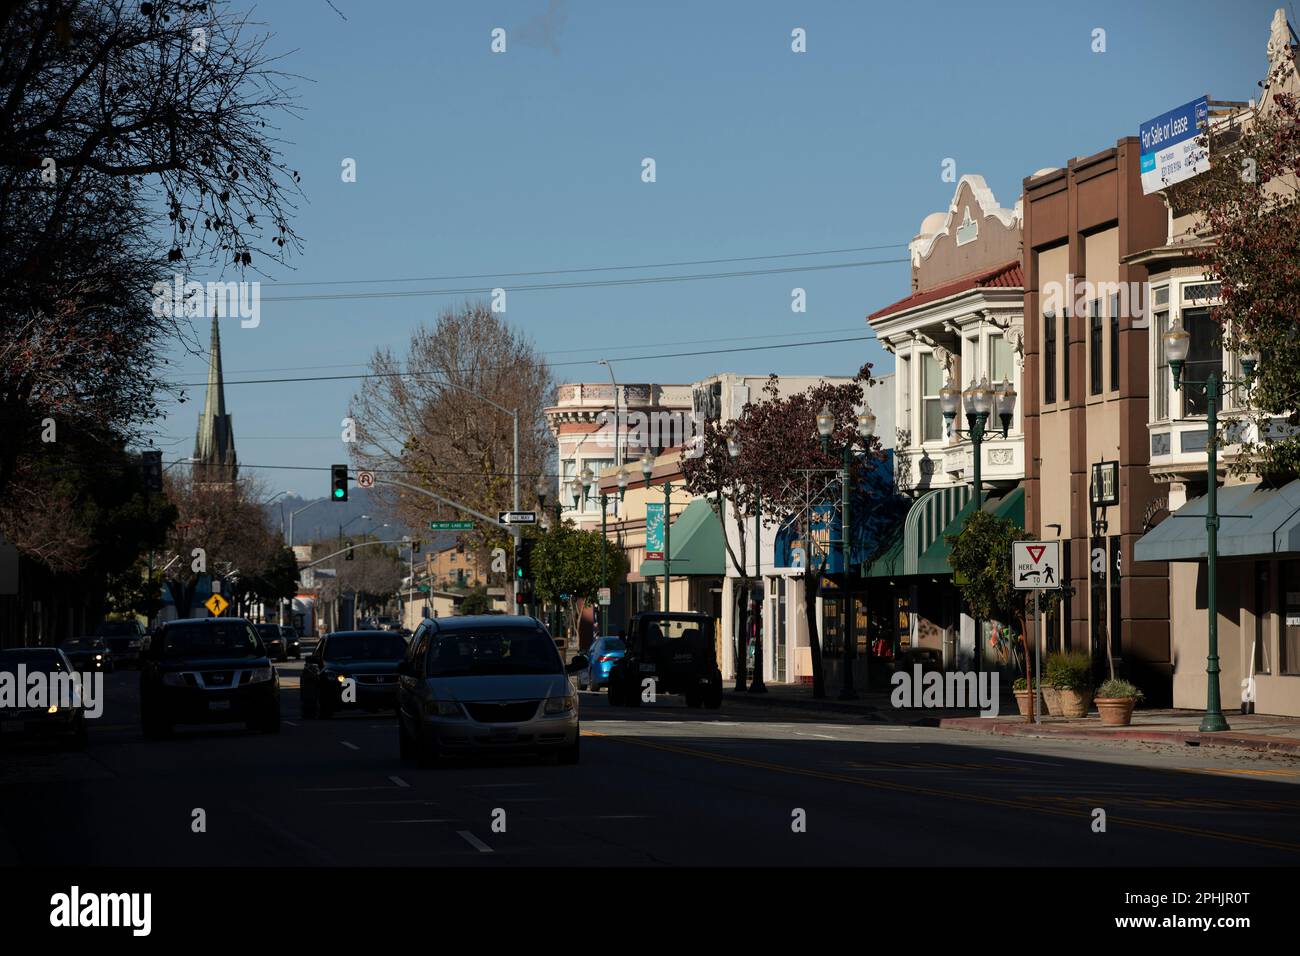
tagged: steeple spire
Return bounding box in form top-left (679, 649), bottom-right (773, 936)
top-left (193, 310), bottom-right (237, 484)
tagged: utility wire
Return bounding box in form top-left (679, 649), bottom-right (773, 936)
top-left (264, 243), bottom-right (909, 289)
top-left (175, 333), bottom-right (874, 388)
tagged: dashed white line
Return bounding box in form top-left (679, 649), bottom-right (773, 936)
top-left (795, 732), bottom-right (839, 740)
top-left (388, 775), bottom-right (410, 788)
top-left (457, 830), bottom-right (494, 853)
top-left (341, 741), bottom-right (360, 751)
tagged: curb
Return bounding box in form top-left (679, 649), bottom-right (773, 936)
top-left (721, 691), bottom-right (982, 725)
top-left (937, 716), bottom-right (1300, 757)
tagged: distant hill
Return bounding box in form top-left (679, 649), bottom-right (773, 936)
top-left (264, 488), bottom-right (457, 551)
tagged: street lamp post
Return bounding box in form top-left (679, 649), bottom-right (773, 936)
top-left (817, 404), bottom-right (878, 700)
top-left (579, 465), bottom-right (629, 637)
top-left (726, 429), bottom-right (767, 693)
top-left (1166, 319), bottom-right (1258, 734)
top-left (940, 375), bottom-right (1017, 673)
top-left (639, 452), bottom-right (679, 615)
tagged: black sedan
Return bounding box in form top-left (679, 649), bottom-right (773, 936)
top-left (139, 618), bottom-right (280, 737)
top-left (0, 648), bottom-right (88, 749)
top-left (254, 624), bottom-right (287, 662)
top-left (300, 630), bottom-right (406, 719)
top-left (60, 637), bottom-right (114, 672)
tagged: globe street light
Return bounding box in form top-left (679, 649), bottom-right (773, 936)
top-left (1165, 319), bottom-right (1258, 733)
top-left (944, 374), bottom-right (1017, 510)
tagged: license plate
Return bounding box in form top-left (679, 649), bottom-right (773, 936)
top-left (209, 700), bottom-right (232, 711)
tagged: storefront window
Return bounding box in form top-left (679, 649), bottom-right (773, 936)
top-left (822, 597), bottom-right (843, 658)
top-left (1155, 306), bottom-right (1170, 420)
top-left (1280, 563), bottom-right (1300, 676)
top-left (1181, 307), bottom-right (1221, 417)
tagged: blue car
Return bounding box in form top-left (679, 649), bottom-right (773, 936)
top-left (577, 636), bottom-right (625, 692)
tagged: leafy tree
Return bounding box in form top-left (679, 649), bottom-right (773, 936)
top-left (0, 1), bottom-right (304, 497)
top-left (726, 367), bottom-right (880, 698)
top-left (947, 511), bottom-right (1065, 707)
top-left (1171, 45), bottom-right (1300, 479)
top-left (458, 587), bottom-right (493, 615)
top-left (530, 523), bottom-right (629, 639)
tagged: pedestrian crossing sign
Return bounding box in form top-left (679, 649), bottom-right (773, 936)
top-left (205, 593), bottom-right (229, 616)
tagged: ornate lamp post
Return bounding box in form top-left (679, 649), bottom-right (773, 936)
top-left (816, 404), bottom-right (877, 699)
top-left (577, 464), bottom-right (628, 636)
top-left (938, 375), bottom-right (1016, 510)
top-left (639, 451), bottom-right (676, 615)
top-left (1165, 318), bottom-right (1258, 733)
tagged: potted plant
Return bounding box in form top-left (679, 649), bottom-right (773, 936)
top-left (1095, 678), bottom-right (1144, 726)
top-left (1012, 677), bottom-right (1033, 717)
top-left (1047, 651), bottom-right (1093, 717)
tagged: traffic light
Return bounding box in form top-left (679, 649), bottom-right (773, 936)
top-left (516, 537), bottom-right (534, 582)
top-left (140, 450), bottom-right (163, 494)
top-left (331, 464), bottom-right (349, 502)
top-left (345, 541), bottom-right (355, 560)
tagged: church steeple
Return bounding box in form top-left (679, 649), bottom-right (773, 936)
top-left (193, 313), bottom-right (238, 485)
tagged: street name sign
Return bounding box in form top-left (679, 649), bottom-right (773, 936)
top-left (204, 593), bottom-right (229, 616)
top-left (1012, 541), bottom-right (1061, 590)
top-left (498, 511), bottom-right (537, 525)
top-left (429, 521), bottom-right (474, 531)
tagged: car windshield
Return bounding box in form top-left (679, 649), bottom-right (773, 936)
top-left (426, 627), bottom-right (562, 677)
top-left (95, 621), bottom-right (138, 636)
top-left (599, 639), bottom-right (626, 652)
top-left (61, 639), bottom-right (104, 650)
top-left (324, 633), bottom-right (407, 662)
top-left (639, 618), bottom-right (714, 642)
top-left (0, 649), bottom-right (64, 672)
top-left (255, 625), bottom-right (281, 639)
top-left (163, 623), bottom-right (261, 659)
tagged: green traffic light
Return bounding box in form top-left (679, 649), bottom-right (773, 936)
top-left (333, 488), bottom-right (344, 498)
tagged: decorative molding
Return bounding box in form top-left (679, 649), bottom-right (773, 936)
top-left (989, 447), bottom-right (1014, 465)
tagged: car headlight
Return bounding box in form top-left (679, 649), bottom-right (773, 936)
top-left (430, 699), bottom-right (463, 718)
top-left (544, 695), bottom-right (576, 715)
top-left (161, 673), bottom-right (188, 687)
top-left (246, 666), bottom-right (274, 684)
top-left (93, 654), bottom-right (103, 661)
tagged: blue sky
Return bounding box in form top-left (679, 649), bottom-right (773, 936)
top-left (154, 0), bottom-right (1284, 497)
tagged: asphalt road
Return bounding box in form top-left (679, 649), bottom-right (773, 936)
top-left (2, 658), bottom-right (1298, 866)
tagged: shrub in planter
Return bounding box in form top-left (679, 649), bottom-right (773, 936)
top-left (1047, 651), bottom-right (1093, 717)
top-left (1013, 676), bottom-right (1045, 717)
top-left (1095, 678), bottom-right (1144, 726)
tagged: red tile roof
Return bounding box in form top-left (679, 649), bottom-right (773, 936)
top-left (867, 260), bottom-right (1023, 322)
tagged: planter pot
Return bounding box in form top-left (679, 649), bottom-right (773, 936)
top-left (1014, 689), bottom-right (1033, 717)
top-left (1041, 686), bottom-right (1061, 716)
top-left (1056, 688), bottom-right (1093, 718)
top-left (1095, 696), bottom-right (1137, 727)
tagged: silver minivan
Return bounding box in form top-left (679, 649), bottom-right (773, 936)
top-left (396, 615), bottom-right (584, 765)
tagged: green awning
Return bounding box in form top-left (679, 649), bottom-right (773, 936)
top-left (863, 484), bottom-right (971, 579)
top-left (639, 498), bottom-right (725, 577)
top-left (914, 484), bottom-right (1026, 576)
top-left (1134, 479), bottom-right (1300, 562)
top-left (863, 525), bottom-right (905, 578)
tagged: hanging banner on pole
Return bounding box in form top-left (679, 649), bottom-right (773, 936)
top-left (645, 502), bottom-right (665, 560)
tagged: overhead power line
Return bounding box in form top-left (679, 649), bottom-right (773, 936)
top-left (176, 334), bottom-right (875, 388)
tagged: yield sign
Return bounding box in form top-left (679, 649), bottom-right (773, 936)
top-left (1027, 545), bottom-right (1047, 564)
top-left (1012, 541), bottom-right (1060, 590)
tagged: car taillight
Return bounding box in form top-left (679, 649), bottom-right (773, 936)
top-left (598, 655), bottom-right (616, 662)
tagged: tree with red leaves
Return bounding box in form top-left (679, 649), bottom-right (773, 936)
top-left (1172, 43), bottom-right (1300, 479)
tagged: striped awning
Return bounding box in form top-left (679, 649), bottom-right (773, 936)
top-left (902, 485), bottom-right (972, 575)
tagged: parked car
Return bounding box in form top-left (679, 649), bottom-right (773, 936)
top-left (59, 637), bottom-right (114, 672)
top-left (575, 636), bottom-right (625, 692)
top-left (607, 611), bottom-right (722, 709)
top-left (279, 625), bottom-right (302, 660)
top-left (397, 615), bottom-right (582, 765)
top-left (300, 630), bottom-right (407, 718)
top-left (254, 624), bottom-right (287, 662)
top-left (0, 648), bottom-right (88, 749)
top-left (139, 618), bottom-right (280, 737)
top-left (94, 619), bottom-right (146, 667)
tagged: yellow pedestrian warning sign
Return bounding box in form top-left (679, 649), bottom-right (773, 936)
top-left (205, 593), bottom-right (229, 617)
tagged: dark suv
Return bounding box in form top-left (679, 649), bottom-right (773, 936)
top-left (607, 611), bottom-right (722, 709)
top-left (139, 618), bottom-right (280, 737)
top-left (300, 630), bottom-right (407, 718)
top-left (94, 619), bottom-right (146, 667)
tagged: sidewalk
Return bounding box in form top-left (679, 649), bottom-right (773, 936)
top-left (939, 709), bottom-right (1300, 757)
top-left (721, 683), bottom-right (1300, 757)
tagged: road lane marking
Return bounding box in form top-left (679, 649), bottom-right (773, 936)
top-left (795, 732), bottom-right (840, 740)
top-left (1176, 767), bottom-right (1300, 778)
top-left (341, 741), bottom-right (360, 751)
top-left (382, 819), bottom-right (456, 824)
top-left (284, 720), bottom-right (299, 727)
top-left (457, 830), bottom-right (494, 853)
top-left (585, 731), bottom-right (1300, 855)
top-left (301, 786), bottom-right (394, 792)
top-left (388, 775), bottom-right (410, 788)
top-left (996, 757), bottom-right (1065, 767)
